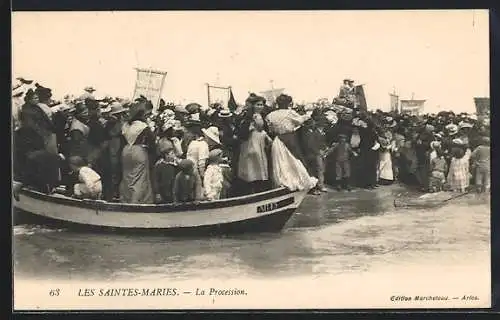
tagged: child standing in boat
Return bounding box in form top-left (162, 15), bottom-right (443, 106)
top-left (68, 155), bottom-right (102, 200)
top-left (173, 159), bottom-right (198, 203)
top-left (152, 146), bottom-right (178, 203)
top-left (203, 149), bottom-right (225, 201)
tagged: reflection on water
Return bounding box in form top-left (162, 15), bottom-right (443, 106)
top-left (13, 184), bottom-right (490, 282)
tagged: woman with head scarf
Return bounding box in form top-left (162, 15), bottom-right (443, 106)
top-left (234, 93), bottom-right (273, 194)
top-left (264, 94), bottom-right (318, 191)
top-left (357, 117), bottom-right (380, 189)
top-left (14, 89), bottom-right (62, 192)
top-left (377, 129), bottom-right (396, 185)
top-left (119, 101), bottom-right (156, 204)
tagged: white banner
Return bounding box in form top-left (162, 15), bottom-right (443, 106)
top-left (208, 86), bottom-right (230, 108)
top-left (132, 68), bottom-right (167, 109)
top-left (260, 88), bottom-right (285, 105)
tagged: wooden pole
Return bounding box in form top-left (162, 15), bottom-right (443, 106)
top-left (132, 68), bottom-right (139, 100)
top-left (206, 83), bottom-right (211, 107)
top-left (156, 72), bottom-right (167, 112)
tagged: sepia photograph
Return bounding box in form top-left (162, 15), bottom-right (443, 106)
top-left (11, 10), bottom-right (491, 310)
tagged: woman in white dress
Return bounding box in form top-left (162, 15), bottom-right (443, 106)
top-left (377, 130), bottom-right (395, 185)
top-left (265, 94), bottom-right (318, 191)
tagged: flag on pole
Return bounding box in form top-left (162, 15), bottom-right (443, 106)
top-left (228, 88), bottom-right (238, 112)
top-left (132, 68), bottom-right (167, 111)
top-left (474, 97), bottom-right (490, 120)
top-left (207, 84), bottom-right (231, 109)
top-left (389, 93), bottom-right (399, 114)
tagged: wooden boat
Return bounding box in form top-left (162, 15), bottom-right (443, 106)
top-left (12, 181), bottom-right (309, 236)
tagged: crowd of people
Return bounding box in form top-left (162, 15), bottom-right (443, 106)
top-left (12, 80), bottom-right (490, 205)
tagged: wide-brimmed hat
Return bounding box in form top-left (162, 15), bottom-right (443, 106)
top-left (458, 121), bottom-right (473, 130)
top-left (202, 126), bottom-right (221, 145)
top-left (109, 102), bottom-right (127, 115)
top-left (218, 109), bottom-right (232, 118)
top-left (84, 86), bottom-right (96, 93)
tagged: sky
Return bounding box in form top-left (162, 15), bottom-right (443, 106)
top-left (12, 10), bottom-right (489, 113)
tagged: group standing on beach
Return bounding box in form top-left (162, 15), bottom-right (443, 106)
top-left (13, 80), bottom-right (490, 205)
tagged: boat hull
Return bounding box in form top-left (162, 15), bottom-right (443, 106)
top-left (14, 207), bottom-right (296, 236)
top-left (13, 185), bottom-right (307, 236)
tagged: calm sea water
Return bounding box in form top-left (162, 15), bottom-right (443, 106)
top-left (13, 184), bottom-right (490, 283)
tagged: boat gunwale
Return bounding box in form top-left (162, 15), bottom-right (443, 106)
top-left (14, 184), bottom-right (297, 213)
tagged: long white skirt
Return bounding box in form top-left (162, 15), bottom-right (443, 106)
top-left (271, 137), bottom-right (318, 191)
top-left (378, 150), bottom-right (394, 181)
